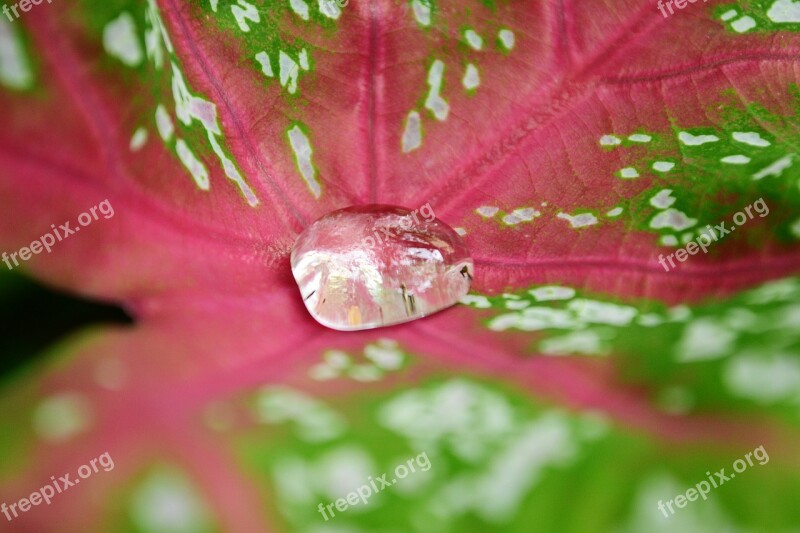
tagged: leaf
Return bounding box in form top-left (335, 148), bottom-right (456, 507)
top-left (1, 0), bottom-right (800, 530)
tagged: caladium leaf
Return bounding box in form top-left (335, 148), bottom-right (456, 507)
top-left (1, 0), bottom-right (800, 530)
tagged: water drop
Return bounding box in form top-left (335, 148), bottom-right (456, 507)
top-left (291, 205), bottom-right (473, 331)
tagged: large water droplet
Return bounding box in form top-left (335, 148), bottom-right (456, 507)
top-left (291, 205), bottom-right (473, 331)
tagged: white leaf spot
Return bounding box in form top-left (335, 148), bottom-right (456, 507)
top-left (502, 207), bottom-right (539, 225)
top-left (732, 131), bottom-right (770, 147)
top-left (289, 0), bottom-right (310, 20)
top-left (599, 135), bottom-right (621, 146)
top-left (721, 154), bottom-right (751, 164)
top-left (463, 63), bottom-right (480, 90)
top-left (649, 208), bottom-right (697, 231)
top-left (731, 15), bottom-right (756, 32)
top-left (498, 28), bottom-right (515, 50)
top-left (628, 133), bottom-right (652, 143)
top-left (103, 12), bottom-right (144, 67)
top-left (155, 104), bottom-right (175, 142)
top-left (412, 0), bottom-right (431, 26)
top-left (768, 0), bottom-right (800, 22)
top-left (279, 51), bottom-right (300, 94)
top-left (318, 0), bottom-right (342, 19)
top-left (652, 161), bottom-right (675, 172)
top-left (649, 189), bottom-right (676, 209)
top-left (130, 127), bottom-right (148, 151)
top-left (529, 286), bottom-right (575, 301)
top-left (401, 111), bottom-right (422, 153)
top-left (232, 0), bottom-right (260, 31)
top-left (557, 212), bottom-right (598, 228)
top-left (288, 125), bottom-right (322, 198)
top-left (753, 154), bottom-right (794, 180)
top-left (464, 29), bottom-right (483, 50)
top-left (255, 51), bottom-right (273, 77)
top-left (0, 16), bottom-right (33, 89)
top-left (476, 206), bottom-right (499, 218)
top-left (424, 59), bottom-right (449, 121)
top-left (298, 48), bottom-right (310, 71)
top-left (176, 138), bottom-right (210, 190)
top-left (678, 131), bottom-right (719, 145)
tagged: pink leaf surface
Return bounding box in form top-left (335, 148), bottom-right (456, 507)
top-left (1, 0), bottom-right (800, 530)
